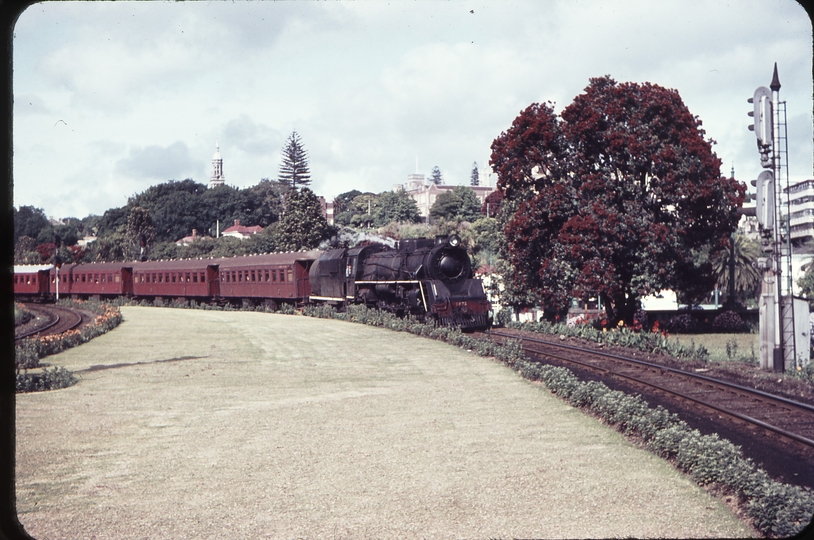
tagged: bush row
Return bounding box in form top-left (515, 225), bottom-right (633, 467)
top-left (15, 301), bottom-right (123, 393)
top-left (661, 311), bottom-right (750, 334)
top-left (510, 319), bottom-right (712, 362)
top-left (299, 305), bottom-right (812, 537)
top-left (516, 362), bottom-right (813, 538)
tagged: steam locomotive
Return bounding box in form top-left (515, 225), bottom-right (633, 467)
top-left (14, 235), bottom-right (491, 331)
top-left (310, 234), bottom-right (491, 330)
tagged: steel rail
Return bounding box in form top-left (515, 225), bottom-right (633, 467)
top-left (491, 329), bottom-right (814, 449)
top-left (15, 304), bottom-right (83, 341)
top-left (15, 308), bottom-right (60, 341)
top-left (492, 329), bottom-right (814, 414)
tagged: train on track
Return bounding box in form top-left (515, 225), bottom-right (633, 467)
top-left (13, 235), bottom-right (491, 331)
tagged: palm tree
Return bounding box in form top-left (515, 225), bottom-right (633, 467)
top-left (711, 234), bottom-right (762, 304)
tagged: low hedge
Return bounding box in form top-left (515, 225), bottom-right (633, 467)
top-left (508, 318), bottom-right (711, 362)
top-left (299, 305), bottom-right (813, 538)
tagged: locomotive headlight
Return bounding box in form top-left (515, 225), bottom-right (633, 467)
top-left (448, 234), bottom-right (461, 248)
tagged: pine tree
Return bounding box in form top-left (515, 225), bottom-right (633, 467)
top-left (470, 162), bottom-right (480, 186)
top-left (431, 166), bottom-right (443, 185)
top-left (278, 131), bottom-right (311, 189)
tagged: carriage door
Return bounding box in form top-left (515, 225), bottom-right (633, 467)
top-left (344, 256), bottom-right (357, 300)
top-left (120, 267), bottom-right (133, 296)
top-left (206, 265), bottom-right (220, 299)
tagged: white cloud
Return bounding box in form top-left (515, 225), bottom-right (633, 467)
top-left (115, 142), bottom-right (202, 181)
top-left (11, 0), bottom-right (813, 218)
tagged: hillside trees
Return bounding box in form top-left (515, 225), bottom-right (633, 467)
top-left (490, 76), bottom-right (745, 324)
top-left (14, 205), bottom-right (51, 244)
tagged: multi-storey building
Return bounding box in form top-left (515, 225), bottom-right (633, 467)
top-left (786, 178), bottom-right (814, 244)
top-left (395, 173), bottom-right (495, 222)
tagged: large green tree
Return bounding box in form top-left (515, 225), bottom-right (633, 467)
top-left (274, 187), bottom-right (330, 251)
top-left (711, 234), bottom-right (762, 305)
top-left (429, 186), bottom-right (482, 223)
top-left (430, 166), bottom-right (443, 185)
top-left (278, 131), bottom-right (311, 189)
top-left (491, 76), bottom-right (744, 324)
top-left (14, 205), bottom-right (51, 244)
top-left (373, 190), bottom-right (421, 227)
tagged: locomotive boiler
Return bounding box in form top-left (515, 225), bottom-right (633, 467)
top-left (309, 235), bottom-right (491, 331)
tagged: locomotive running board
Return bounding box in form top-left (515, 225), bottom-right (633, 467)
top-left (309, 295), bottom-right (346, 302)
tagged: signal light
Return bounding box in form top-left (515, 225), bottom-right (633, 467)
top-left (748, 87), bottom-right (773, 151)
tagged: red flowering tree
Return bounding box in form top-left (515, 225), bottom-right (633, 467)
top-left (490, 76), bottom-right (745, 324)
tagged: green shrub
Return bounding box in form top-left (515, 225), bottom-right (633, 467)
top-left (16, 366), bottom-right (77, 393)
top-left (713, 311), bottom-right (748, 333)
top-left (14, 303), bottom-right (34, 326)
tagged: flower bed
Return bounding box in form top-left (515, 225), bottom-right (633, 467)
top-left (15, 301), bottom-right (123, 393)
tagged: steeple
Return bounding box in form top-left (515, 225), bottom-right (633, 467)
top-left (209, 141), bottom-right (225, 189)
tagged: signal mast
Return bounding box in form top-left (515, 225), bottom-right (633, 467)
top-left (749, 63), bottom-right (809, 371)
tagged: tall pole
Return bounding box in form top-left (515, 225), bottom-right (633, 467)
top-left (770, 64), bottom-right (784, 371)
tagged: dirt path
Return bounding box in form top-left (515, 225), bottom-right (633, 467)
top-left (15, 307), bottom-right (754, 539)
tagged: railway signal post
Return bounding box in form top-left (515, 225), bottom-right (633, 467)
top-left (749, 63), bottom-right (809, 372)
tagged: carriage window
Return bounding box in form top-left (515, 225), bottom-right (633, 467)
top-left (165, 273), bottom-right (170, 282)
top-left (82, 274), bottom-right (86, 283)
top-left (115, 274), bottom-right (120, 283)
top-left (272, 270), bottom-right (277, 282)
top-left (94, 274), bottom-right (99, 283)
top-left (264, 270), bottom-right (269, 282)
top-left (287, 269), bottom-right (293, 282)
top-left (193, 273), bottom-right (198, 283)
top-left (101, 275), bottom-right (106, 283)
top-left (63, 275), bottom-right (67, 283)
top-left (251, 271), bottom-right (256, 282)
top-left (172, 274), bottom-right (176, 283)
top-left (200, 272), bottom-right (205, 283)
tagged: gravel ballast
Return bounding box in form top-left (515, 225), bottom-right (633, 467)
top-left (16, 307), bottom-right (755, 538)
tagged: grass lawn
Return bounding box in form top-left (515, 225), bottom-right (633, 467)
top-left (14, 307), bottom-right (754, 539)
top-left (668, 332), bottom-right (759, 364)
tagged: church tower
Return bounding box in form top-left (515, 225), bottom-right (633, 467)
top-left (209, 141), bottom-right (226, 189)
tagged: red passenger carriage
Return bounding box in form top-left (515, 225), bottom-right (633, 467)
top-left (215, 251), bottom-right (319, 308)
top-left (54, 262), bottom-right (132, 299)
top-left (13, 265), bottom-right (53, 301)
top-left (131, 259), bottom-right (218, 302)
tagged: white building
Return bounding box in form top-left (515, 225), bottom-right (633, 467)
top-left (394, 173), bottom-right (495, 221)
top-left (209, 142), bottom-right (226, 189)
top-left (786, 178), bottom-right (814, 244)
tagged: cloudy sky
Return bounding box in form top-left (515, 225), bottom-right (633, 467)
top-left (12, 0), bottom-right (813, 220)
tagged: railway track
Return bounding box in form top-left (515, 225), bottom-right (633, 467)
top-left (487, 328), bottom-right (814, 488)
top-left (16, 304), bottom-right (84, 341)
